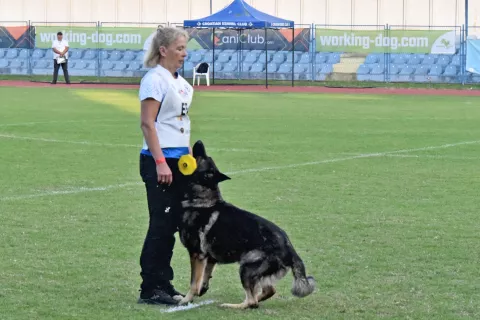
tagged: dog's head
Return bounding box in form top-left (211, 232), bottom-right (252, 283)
top-left (191, 140), bottom-right (231, 185)
top-left (181, 140), bottom-right (230, 208)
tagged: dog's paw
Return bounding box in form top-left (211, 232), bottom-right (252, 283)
top-left (172, 295), bottom-right (184, 302)
top-left (178, 297), bottom-right (192, 306)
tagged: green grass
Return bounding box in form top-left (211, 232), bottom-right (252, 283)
top-left (1, 86), bottom-right (480, 319)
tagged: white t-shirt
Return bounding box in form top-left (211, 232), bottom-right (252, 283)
top-left (52, 39), bottom-right (69, 59)
top-left (139, 64), bottom-right (194, 150)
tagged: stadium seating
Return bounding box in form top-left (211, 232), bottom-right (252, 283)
top-left (0, 47), bottom-right (474, 84)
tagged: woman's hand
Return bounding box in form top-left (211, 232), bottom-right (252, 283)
top-left (156, 162), bottom-right (173, 185)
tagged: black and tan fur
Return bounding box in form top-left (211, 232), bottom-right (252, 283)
top-left (177, 140), bottom-right (315, 308)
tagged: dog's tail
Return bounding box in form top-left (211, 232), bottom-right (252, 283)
top-left (289, 245), bottom-right (316, 298)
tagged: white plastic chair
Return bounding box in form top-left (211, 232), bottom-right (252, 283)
top-left (193, 62), bottom-right (210, 86)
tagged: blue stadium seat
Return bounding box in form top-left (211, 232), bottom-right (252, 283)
top-left (32, 60), bottom-right (52, 75)
top-left (272, 52), bottom-right (285, 64)
top-left (213, 62), bottom-right (223, 72)
top-left (356, 64), bottom-right (370, 81)
top-left (369, 64), bottom-right (385, 82)
top-left (427, 65), bottom-right (443, 82)
top-left (250, 63), bottom-right (264, 73)
top-left (9, 59), bottom-right (23, 68)
top-left (189, 52), bottom-right (203, 63)
top-left (127, 62), bottom-right (141, 71)
top-left (298, 53), bottom-right (311, 64)
top-left (109, 50), bottom-right (123, 61)
top-left (33, 60), bottom-right (48, 69)
top-left (32, 49), bottom-right (44, 60)
top-left (396, 65), bottom-right (415, 82)
top-left (319, 64), bottom-right (333, 74)
top-left (217, 53), bottom-right (230, 63)
top-left (437, 55), bottom-right (450, 66)
top-left (113, 61), bottom-right (127, 71)
top-left (83, 50), bottom-right (97, 60)
top-left (0, 59), bottom-right (8, 68)
top-left (242, 62), bottom-right (252, 72)
top-left (135, 51), bottom-right (144, 62)
top-left (43, 50), bottom-right (53, 60)
top-left (87, 61), bottom-right (98, 70)
top-left (122, 50), bottom-right (136, 61)
top-left (414, 65), bottom-right (430, 82)
top-left (19, 49), bottom-right (30, 59)
top-left (422, 55), bottom-right (436, 65)
top-left (183, 61), bottom-right (194, 72)
top-left (69, 49), bottom-right (83, 60)
top-left (101, 61), bottom-right (114, 70)
top-left (428, 65), bottom-right (442, 75)
top-left (98, 50), bottom-right (109, 60)
top-left (258, 52), bottom-right (273, 63)
top-left (327, 53), bottom-right (340, 64)
top-left (444, 65), bottom-right (457, 76)
top-left (6, 49), bottom-right (18, 59)
top-left (278, 62), bottom-right (292, 73)
top-left (315, 53), bottom-right (327, 64)
top-left (451, 55), bottom-right (461, 67)
top-left (365, 54), bottom-right (378, 64)
top-left (204, 51), bottom-right (215, 62)
top-left (407, 55), bottom-right (422, 65)
top-left (296, 63), bottom-right (311, 73)
top-left (266, 62), bottom-right (277, 72)
top-left (0, 49), bottom-right (5, 58)
top-left (392, 54), bottom-right (406, 64)
top-left (285, 52), bottom-right (300, 63)
top-left (293, 63), bottom-right (307, 74)
top-left (244, 53), bottom-right (258, 63)
top-left (230, 53), bottom-right (241, 62)
top-left (222, 62), bottom-right (237, 72)
top-left (73, 61), bottom-right (87, 69)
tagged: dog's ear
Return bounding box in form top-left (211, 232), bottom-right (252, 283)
top-left (192, 140), bottom-right (207, 158)
top-left (215, 172), bottom-right (231, 183)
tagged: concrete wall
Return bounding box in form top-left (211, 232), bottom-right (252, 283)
top-left (0, 0), bottom-right (478, 30)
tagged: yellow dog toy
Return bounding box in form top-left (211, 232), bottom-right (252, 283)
top-left (178, 154), bottom-right (197, 175)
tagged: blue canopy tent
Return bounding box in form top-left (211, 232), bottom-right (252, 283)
top-left (183, 0), bottom-right (295, 87)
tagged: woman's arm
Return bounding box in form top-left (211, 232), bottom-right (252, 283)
top-left (140, 98), bottom-right (164, 161)
top-left (140, 98), bottom-right (173, 185)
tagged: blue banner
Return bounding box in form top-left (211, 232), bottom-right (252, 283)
top-left (466, 40), bottom-right (480, 74)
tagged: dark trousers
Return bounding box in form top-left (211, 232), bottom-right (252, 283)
top-left (52, 59), bottom-right (70, 84)
top-left (139, 154), bottom-right (185, 292)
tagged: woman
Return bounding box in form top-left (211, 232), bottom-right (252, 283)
top-left (137, 27), bottom-right (193, 305)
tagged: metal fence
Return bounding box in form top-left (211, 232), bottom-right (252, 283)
top-left (0, 21), bottom-right (478, 86)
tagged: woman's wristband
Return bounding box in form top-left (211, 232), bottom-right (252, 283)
top-left (155, 157), bottom-right (166, 165)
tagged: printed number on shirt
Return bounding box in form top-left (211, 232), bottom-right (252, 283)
top-left (181, 102), bottom-right (189, 116)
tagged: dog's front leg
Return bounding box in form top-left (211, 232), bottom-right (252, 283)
top-left (179, 254), bottom-right (207, 305)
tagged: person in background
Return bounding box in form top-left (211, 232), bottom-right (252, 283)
top-left (51, 31), bottom-right (70, 84)
top-left (137, 27), bottom-right (193, 305)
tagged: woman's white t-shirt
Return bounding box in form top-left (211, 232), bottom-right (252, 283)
top-left (139, 65), bottom-right (194, 158)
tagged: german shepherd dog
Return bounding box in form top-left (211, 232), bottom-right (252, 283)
top-left (177, 141), bottom-right (315, 309)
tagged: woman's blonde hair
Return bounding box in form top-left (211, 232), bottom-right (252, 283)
top-left (144, 26), bottom-right (189, 68)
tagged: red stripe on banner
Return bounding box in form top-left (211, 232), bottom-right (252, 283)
top-left (6, 26), bottom-right (28, 41)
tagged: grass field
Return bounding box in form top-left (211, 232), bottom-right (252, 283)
top-left (1, 86), bottom-right (480, 319)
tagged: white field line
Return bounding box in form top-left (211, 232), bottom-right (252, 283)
top-left (0, 119), bottom-right (131, 127)
top-left (220, 140), bottom-right (480, 175)
top-left (160, 300), bottom-right (216, 313)
top-left (0, 133), bottom-right (268, 153)
top-left (1, 139), bottom-right (479, 202)
top-left (385, 154), bottom-right (480, 160)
